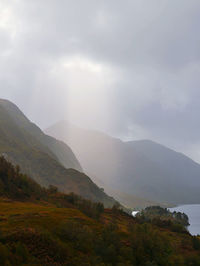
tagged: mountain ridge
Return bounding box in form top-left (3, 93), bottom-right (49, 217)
top-left (46, 121), bottom-right (200, 206)
top-left (0, 99), bottom-right (117, 207)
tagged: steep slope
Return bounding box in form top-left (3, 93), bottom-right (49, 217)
top-left (46, 121), bottom-right (200, 205)
top-left (0, 156), bottom-right (200, 265)
top-left (0, 99), bottom-right (116, 207)
top-left (0, 99), bottom-right (82, 171)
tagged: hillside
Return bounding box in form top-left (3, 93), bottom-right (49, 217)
top-left (0, 99), bottom-right (82, 171)
top-left (0, 156), bottom-right (200, 265)
top-left (46, 121), bottom-right (200, 205)
top-left (0, 100), bottom-right (116, 207)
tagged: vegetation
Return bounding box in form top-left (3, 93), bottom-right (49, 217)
top-left (0, 156), bottom-right (45, 200)
top-left (0, 156), bottom-right (105, 219)
top-left (0, 100), bottom-right (117, 207)
top-left (137, 206), bottom-right (190, 228)
top-left (0, 157), bottom-right (200, 265)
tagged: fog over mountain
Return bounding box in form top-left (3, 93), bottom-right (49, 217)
top-left (1, 1), bottom-right (200, 162)
top-left (46, 121), bottom-right (200, 205)
top-left (0, 99), bottom-right (117, 207)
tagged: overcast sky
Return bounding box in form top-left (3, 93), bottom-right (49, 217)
top-left (1, 0), bottom-right (200, 161)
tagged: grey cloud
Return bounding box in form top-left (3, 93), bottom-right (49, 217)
top-left (1, 0), bottom-right (200, 161)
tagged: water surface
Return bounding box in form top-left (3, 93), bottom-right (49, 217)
top-left (170, 204), bottom-right (200, 235)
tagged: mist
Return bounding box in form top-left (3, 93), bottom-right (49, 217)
top-left (1, 0), bottom-right (200, 162)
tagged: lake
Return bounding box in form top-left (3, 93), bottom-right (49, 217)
top-left (170, 204), bottom-right (200, 235)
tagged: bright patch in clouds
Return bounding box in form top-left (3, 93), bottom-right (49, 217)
top-left (63, 56), bottom-right (103, 73)
top-left (60, 56), bottom-right (115, 130)
top-left (0, 2), bottom-right (17, 39)
top-left (1, 0), bottom-right (200, 162)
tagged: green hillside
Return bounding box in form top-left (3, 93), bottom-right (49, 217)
top-left (0, 100), bottom-right (116, 207)
top-left (0, 99), bottom-right (82, 171)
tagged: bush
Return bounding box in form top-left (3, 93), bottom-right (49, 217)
top-left (0, 243), bottom-right (10, 265)
top-left (192, 237), bottom-right (200, 250)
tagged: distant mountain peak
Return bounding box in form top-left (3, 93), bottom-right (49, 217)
top-left (46, 121), bottom-right (200, 206)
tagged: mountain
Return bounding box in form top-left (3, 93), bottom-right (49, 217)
top-left (46, 121), bottom-right (200, 205)
top-left (0, 99), bottom-right (116, 207)
top-left (0, 99), bottom-right (82, 171)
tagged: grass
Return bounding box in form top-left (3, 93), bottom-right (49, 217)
top-left (1, 197), bottom-right (200, 265)
top-left (0, 199), bottom-right (97, 234)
